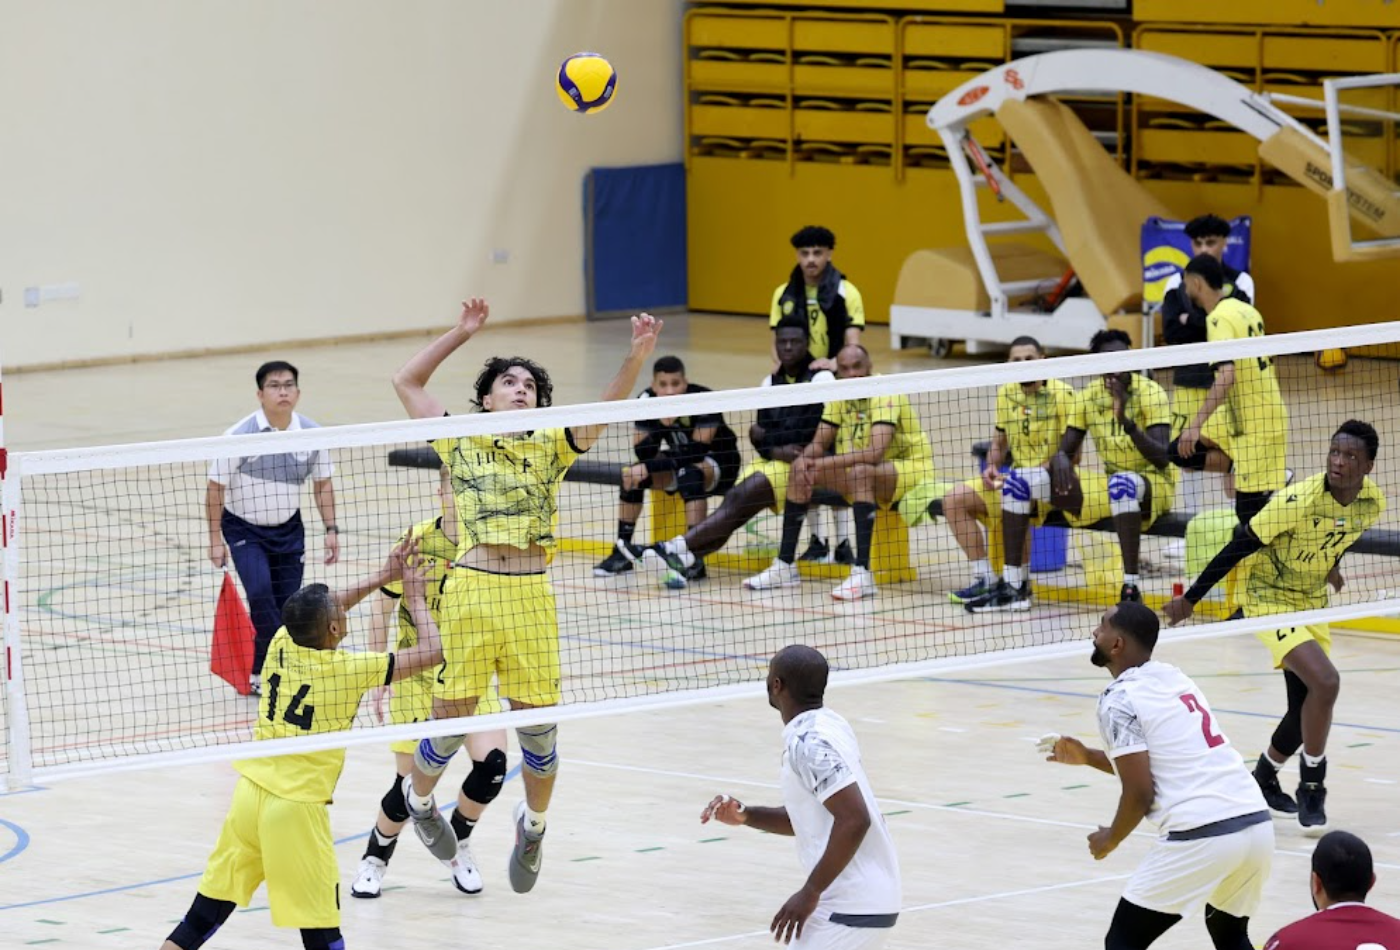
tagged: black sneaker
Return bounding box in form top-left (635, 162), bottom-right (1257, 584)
top-left (594, 548), bottom-right (634, 577)
top-left (1253, 756), bottom-right (1298, 814)
top-left (834, 540), bottom-right (856, 565)
top-left (1120, 583), bottom-right (1143, 603)
top-left (614, 538), bottom-right (647, 565)
top-left (798, 536), bottom-right (830, 562)
top-left (965, 579), bottom-right (1033, 613)
top-left (685, 559), bottom-right (708, 581)
top-left (1297, 782), bottom-right (1328, 836)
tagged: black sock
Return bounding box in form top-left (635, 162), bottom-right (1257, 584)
top-left (1300, 756), bottom-right (1328, 785)
top-left (365, 827), bottom-right (399, 862)
top-left (852, 502), bottom-right (877, 569)
top-left (450, 809), bottom-right (477, 842)
top-left (617, 520), bottom-right (636, 545)
top-left (778, 502), bottom-right (809, 564)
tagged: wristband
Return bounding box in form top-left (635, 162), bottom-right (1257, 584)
top-left (325, 525), bottom-right (340, 534)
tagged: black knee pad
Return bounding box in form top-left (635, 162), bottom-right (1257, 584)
top-left (461, 747), bottom-right (508, 806)
top-left (1169, 437), bottom-right (1208, 471)
top-left (675, 465), bottom-right (708, 501)
top-left (1204, 905), bottom-right (1251, 950)
top-left (167, 893), bottom-right (236, 950)
top-left (300, 926), bottom-right (345, 950)
top-left (619, 486), bottom-right (646, 505)
top-left (381, 772), bottom-right (410, 824)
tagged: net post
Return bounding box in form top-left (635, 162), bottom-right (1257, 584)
top-left (0, 364), bottom-right (35, 791)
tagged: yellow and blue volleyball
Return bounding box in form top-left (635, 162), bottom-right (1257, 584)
top-left (556, 52), bottom-right (617, 114)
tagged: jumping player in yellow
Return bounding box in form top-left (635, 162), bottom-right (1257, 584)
top-left (1165, 421), bottom-right (1385, 836)
top-left (350, 466), bottom-right (509, 899)
top-left (1171, 253), bottom-right (1289, 525)
top-left (943, 336), bottom-right (1075, 604)
top-left (160, 543), bottom-right (443, 950)
top-left (967, 330), bottom-right (1176, 612)
top-left (391, 298), bottom-right (661, 893)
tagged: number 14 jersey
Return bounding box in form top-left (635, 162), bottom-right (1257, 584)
top-left (1098, 660), bottom-right (1266, 835)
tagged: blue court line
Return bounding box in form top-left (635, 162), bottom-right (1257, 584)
top-left (922, 676), bottom-right (1400, 734)
top-left (0, 763), bottom-right (521, 912)
top-left (0, 819), bottom-right (30, 865)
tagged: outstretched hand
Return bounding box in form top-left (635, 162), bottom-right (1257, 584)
top-left (630, 312), bottom-right (664, 357)
top-left (1038, 733), bottom-right (1092, 766)
top-left (1162, 595), bottom-right (1195, 627)
top-left (700, 794), bottom-right (748, 826)
top-left (458, 297), bottom-right (490, 336)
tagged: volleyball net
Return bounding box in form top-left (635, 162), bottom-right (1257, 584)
top-left (4, 321), bottom-right (1400, 787)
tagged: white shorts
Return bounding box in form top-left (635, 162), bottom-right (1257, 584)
top-left (1123, 821), bottom-right (1274, 918)
top-left (795, 916), bottom-right (893, 950)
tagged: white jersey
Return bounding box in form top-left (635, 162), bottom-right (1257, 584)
top-left (1098, 661), bottom-right (1266, 835)
top-left (780, 707), bottom-right (902, 919)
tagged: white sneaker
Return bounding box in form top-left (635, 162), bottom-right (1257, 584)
top-left (447, 838), bottom-right (483, 895)
top-left (743, 559), bottom-right (801, 590)
top-left (832, 567), bottom-right (876, 601)
top-left (350, 856), bottom-right (387, 899)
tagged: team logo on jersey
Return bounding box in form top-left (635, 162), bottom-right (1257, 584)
top-left (1335, 518), bottom-right (1347, 528)
top-left (782, 300), bottom-right (795, 315)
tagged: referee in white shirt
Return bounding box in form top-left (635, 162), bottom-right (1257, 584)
top-left (701, 645), bottom-right (901, 949)
top-left (206, 361), bottom-right (338, 695)
top-left (1041, 602), bottom-right (1273, 950)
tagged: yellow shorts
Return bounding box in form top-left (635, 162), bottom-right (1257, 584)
top-left (1171, 387), bottom-right (1208, 439)
top-left (884, 459), bottom-right (936, 508)
top-left (390, 673), bottom-right (505, 755)
top-left (738, 458), bottom-right (793, 513)
top-left (962, 470), bottom-right (1123, 527)
top-left (965, 475), bottom-right (1002, 521)
top-left (436, 569), bottom-right (560, 707)
top-left (1255, 622), bottom-right (1332, 670)
top-left (1077, 469), bottom-right (1175, 530)
top-left (199, 777), bottom-right (340, 929)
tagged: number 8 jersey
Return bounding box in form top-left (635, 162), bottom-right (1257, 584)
top-left (235, 628), bottom-right (392, 803)
top-left (1098, 660), bottom-right (1266, 835)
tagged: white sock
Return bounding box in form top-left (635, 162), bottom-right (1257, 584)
top-left (405, 781), bottom-right (434, 814)
top-left (1123, 573), bottom-right (1141, 586)
top-left (1302, 751), bottom-right (1326, 768)
top-left (1005, 564), bottom-right (1025, 587)
top-left (972, 559), bottom-right (992, 582)
top-left (1264, 751), bottom-right (1287, 771)
top-left (669, 537), bottom-right (689, 557)
top-left (525, 805), bottom-right (547, 834)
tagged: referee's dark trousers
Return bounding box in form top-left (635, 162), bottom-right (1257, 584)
top-left (222, 510), bottom-right (306, 676)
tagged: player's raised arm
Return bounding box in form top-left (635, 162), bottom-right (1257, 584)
top-left (570, 313), bottom-right (663, 451)
top-left (390, 550), bottom-right (443, 680)
top-left (392, 299), bottom-right (491, 419)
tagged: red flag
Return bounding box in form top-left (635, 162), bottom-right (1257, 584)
top-left (211, 571), bottom-right (255, 695)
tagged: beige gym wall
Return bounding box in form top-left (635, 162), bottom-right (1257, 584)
top-left (0, 0), bottom-right (683, 368)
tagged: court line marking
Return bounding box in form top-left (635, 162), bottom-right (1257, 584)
top-left (635, 872), bottom-right (1132, 950)
top-left (0, 819), bottom-right (31, 866)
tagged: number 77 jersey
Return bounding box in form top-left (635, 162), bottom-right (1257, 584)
top-left (1098, 660), bottom-right (1267, 835)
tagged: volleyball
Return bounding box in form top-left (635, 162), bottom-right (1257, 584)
top-left (556, 52), bottom-right (617, 114)
top-left (1316, 348), bottom-right (1348, 371)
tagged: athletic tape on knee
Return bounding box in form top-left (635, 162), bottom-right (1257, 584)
top-left (461, 748), bottom-right (508, 805)
top-left (414, 735), bottom-right (464, 777)
top-left (1000, 468), bottom-right (1048, 515)
top-left (517, 723), bottom-right (559, 778)
top-left (619, 486), bottom-right (645, 505)
top-left (674, 465), bottom-right (708, 501)
top-left (381, 773), bottom-right (410, 823)
top-left (1108, 472), bottom-right (1146, 517)
top-left (167, 894), bottom-right (236, 950)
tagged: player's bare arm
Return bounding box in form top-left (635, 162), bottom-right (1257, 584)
top-left (392, 298), bottom-right (491, 420)
top-left (771, 784), bottom-right (872, 945)
top-left (701, 794), bottom-right (794, 836)
top-left (1039, 733), bottom-right (1114, 774)
top-left (390, 550), bottom-right (444, 680)
top-left (205, 480), bottom-right (228, 567)
top-left (1180, 361), bottom-right (1235, 458)
top-left (1089, 750), bottom-right (1153, 860)
top-left (571, 313), bottom-right (664, 451)
top-left (983, 430), bottom-right (1010, 489)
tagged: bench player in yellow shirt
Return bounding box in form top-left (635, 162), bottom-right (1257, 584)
top-left (391, 298), bottom-right (660, 893)
top-left (1165, 420), bottom-right (1385, 836)
top-left (350, 466), bottom-right (510, 899)
top-left (1172, 253), bottom-right (1290, 525)
top-left (943, 336), bottom-right (1075, 604)
top-left (160, 542), bottom-right (443, 950)
top-left (742, 344), bottom-right (934, 601)
top-left (967, 330), bottom-right (1177, 612)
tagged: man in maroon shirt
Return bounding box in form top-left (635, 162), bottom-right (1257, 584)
top-left (1265, 831), bottom-right (1400, 949)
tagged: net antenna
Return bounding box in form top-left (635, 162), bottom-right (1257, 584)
top-left (891, 50), bottom-right (1400, 359)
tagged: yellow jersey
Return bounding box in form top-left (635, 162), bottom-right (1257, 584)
top-left (995, 378), bottom-right (1075, 468)
top-left (825, 390), bottom-right (932, 463)
top-left (769, 281), bottom-right (866, 361)
top-left (234, 628), bottom-right (392, 803)
top-left (1207, 298), bottom-right (1287, 439)
top-left (1246, 473), bottom-right (1386, 614)
top-left (1070, 376), bottom-right (1176, 480)
top-left (432, 427), bottom-right (583, 554)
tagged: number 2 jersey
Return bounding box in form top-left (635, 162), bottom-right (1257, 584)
top-left (235, 629), bottom-right (393, 803)
top-left (1097, 660), bottom-right (1265, 835)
